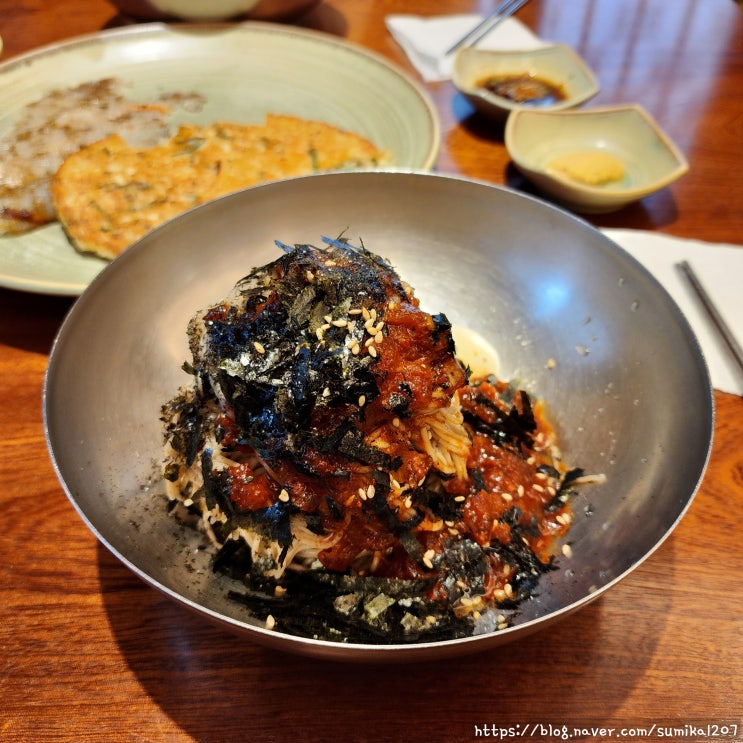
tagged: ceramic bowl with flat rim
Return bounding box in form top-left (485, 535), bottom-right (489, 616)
top-left (452, 43), bottom-right (599, 121)
top-left (108, 0), bottom-right (319, 21)
top-left (43, 171), bottom-right (712, 662)
top-left (505, 104), bottom-right (689, 213)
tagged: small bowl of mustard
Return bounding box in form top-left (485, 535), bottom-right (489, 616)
top-left (452, 43), bottom-right (599, 122)
top-left (505, 104), bottom-right (689, 214)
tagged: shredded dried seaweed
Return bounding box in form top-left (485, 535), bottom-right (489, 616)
top-left (161, 238), bottom-right (590, 644)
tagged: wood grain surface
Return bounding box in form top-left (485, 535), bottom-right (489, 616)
top-left (1, 1), bottom-right (741, 741)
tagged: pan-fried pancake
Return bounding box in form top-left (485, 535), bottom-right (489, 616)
top-left (51, 115), bottom-right (390, 260)
top-left (0, 78), bottom-right (203, 236)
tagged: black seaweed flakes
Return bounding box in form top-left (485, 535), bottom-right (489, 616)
top-left (165, 240), bottom-right (587, 645)
top-left (462, 389), bottom-right (537, 452)
top-left (203, 239), bottom-right (403, 469)
top-left (225, 570), bottom-right (469, 644)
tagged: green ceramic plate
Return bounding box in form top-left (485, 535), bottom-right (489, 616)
top-left (0, 22), bottom-right (439, 295)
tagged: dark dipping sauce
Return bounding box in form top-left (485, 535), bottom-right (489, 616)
top-left (478, 73), bottom-right (566, 107)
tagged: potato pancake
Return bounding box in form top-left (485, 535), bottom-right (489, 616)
top-left (0, 78), bottom-right (203, 236)
top-left (51, 115), bottom-right (390, 260)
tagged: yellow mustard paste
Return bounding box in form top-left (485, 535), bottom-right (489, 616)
top-left (547, 149), bottom-right (626, 186)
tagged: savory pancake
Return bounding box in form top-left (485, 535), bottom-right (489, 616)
top-left (0, 78), bottom-right (203, 236)
top-left (51, 115), bottom-right (390, 260)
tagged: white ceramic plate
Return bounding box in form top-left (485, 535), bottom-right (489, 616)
top-left (0, 22), bottom-right (439, 296)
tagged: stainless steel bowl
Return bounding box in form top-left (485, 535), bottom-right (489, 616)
top-left (44, 172), bottom-right (713, 662)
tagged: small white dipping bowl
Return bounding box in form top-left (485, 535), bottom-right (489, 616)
top-left (452, 43), bottom-right (599, 121)
top-left (505, 104), bottom-right (689, 213)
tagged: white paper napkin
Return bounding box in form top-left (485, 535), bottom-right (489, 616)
top-left (385, 13), bottom-right (545, 82)
top-left (602, 229), bottom-right (743, 397)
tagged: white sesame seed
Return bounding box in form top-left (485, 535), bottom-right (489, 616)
top-left (501, 492), bottom-right (513, 502)
top-left (265, 614), bottom-right (276, 630)
top-left (278, 489), bottom-right (290, 502)
top-left (454, 495), bottom-right (466, 503)
top-left (253, 341), bottom-right (265, 354)
top-left (305, 270), bottom-right (315, 282)
top-left (374, 331), bottom-right (383, 344)
top-left (332, 319), bottom-right (347, 327)
top-left (368, 345), bottom-right (377, 358)
top-left (533, 483), bottom-right (545, 493)
top-left (366, 485), bottom-right (376, 499)
top-left (392, 418), bottom-right (401, 427)
top-left (517, 484), bottom-right (525, 497)
top-left (562, 543), bottom-right (573, 558)
top-left (322, 387), bottom-right (331, 398)
top-left (324, 314), bottom-right (333, 323)
top-left (358, 395), bottom-right (366, 407)
top-left (504, 583), bottom-right (514, 598)
top-left (364, 336), bottom-right (375, 347)
top-left (349, 308), bottom-right (363, 315)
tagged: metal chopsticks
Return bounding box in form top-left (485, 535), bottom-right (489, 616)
top-left (677, 260), bottom-right (743, 380)
top-left (445, 0), bottom-right (531, 56)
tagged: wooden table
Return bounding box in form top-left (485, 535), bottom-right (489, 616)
top-left (1, 1), bottom-right (741, 740)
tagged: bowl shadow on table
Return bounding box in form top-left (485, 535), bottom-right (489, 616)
top-left (503, 163), bottom-right (683, 231)
top-left (0, 288), bottom-right (74, 355)
top-left (98, 536), bottom-right (676, 741)
top-left (452, 94), bottom-right (509, 142)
